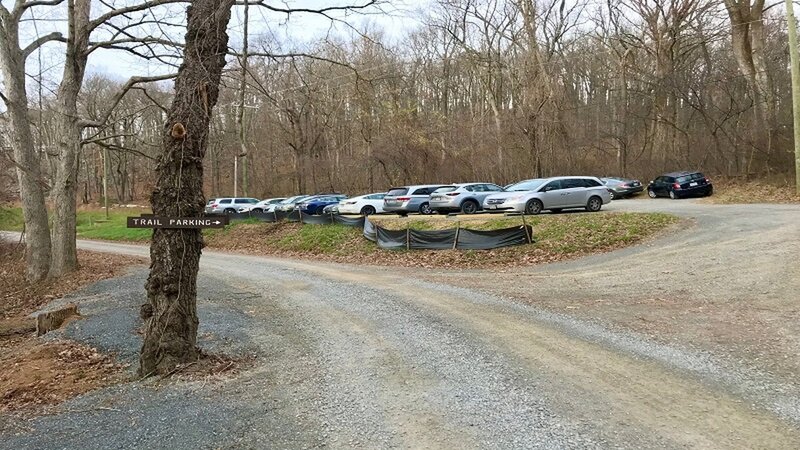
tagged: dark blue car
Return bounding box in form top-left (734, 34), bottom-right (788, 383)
top-left (297, 194), bottom-right (348, 215)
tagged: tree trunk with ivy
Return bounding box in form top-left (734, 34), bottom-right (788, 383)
top-left (139, 0), bottom-right (234, 377)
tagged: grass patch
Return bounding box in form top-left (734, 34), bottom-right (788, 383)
top-left (205, 211), bottom-right (679, 268)
top-left (76, 210), bottom-right (152, 242)
top-left (0, 206), bottom-right (24, 231)
top-left (0, 205), bottom-right (152, 241)
top-left (275, 224), bottom-right (374, 254)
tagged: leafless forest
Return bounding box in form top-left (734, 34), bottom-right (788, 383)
top-left (2, 0), bottom-right (796, 204)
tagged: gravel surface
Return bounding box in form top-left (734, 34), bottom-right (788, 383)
top-left (1, 198), bottom-right (799, 448)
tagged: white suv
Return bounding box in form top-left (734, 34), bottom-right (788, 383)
top-left (483, 177), bottom-right (612, 214)
top-left (208, 197), bottom-right (259, 214)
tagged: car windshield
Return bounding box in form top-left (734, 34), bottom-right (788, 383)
top-left (506, 179), bottom-right (546, 192)
top-left (676, 173), bottom-right (704, 183)
top-left (387, 188), bottom-right (409, 196)
top-left (283, 196), bottom-right (306, 204)
top-left (433, 186), bottom-right (456, 193)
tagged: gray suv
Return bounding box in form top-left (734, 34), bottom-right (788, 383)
top-left (483, 176), bottom-right (612, 214)
top-left (383, 184), bottom-right (448, 216)
top-left (429, 183), bottom-right (505, 214)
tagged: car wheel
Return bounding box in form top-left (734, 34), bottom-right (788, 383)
top-left (705, 187), bottom-right (713, 197)
top-left (609, 191), bottom-right (616, 200)
top-left (586, 196), bottom-right (603, 212)
top-left (361, 205), bottom-right (376, 216)
top-left (253, 208), bottom-right (263, 213)
top-left (224, 208), bottom-right (236, 214)
top-left (647, 189), bottom-right (657, 199)
top-left (669, 190), bottom-right (678, 200)
top-left (461, 200), bottom-right (479, 214)
top-left (419, 203), bottom-right (433, 215)
top-left (524, 199), bottom-right (543, 215)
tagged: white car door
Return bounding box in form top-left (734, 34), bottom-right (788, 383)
top-left (368, 194), bottom-right (386, 213)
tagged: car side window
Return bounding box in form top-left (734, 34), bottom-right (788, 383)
top-left (541, 180), bottom-right (562, 192)
top-left (220, 199), bottom-right (231, 204)
top-left (583, 178), bottom-right (601, 187)
top-left (560, 179), bottom-right (583, 189)
top-left (412, 188), bottom-right (428, 195)
top-left (465, 185), bottom-right (476, 192)
top-left (485, 184), bottom-right (503, 192)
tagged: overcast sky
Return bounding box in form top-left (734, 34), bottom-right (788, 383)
top-left (4, 0), bottom-right (429, 95)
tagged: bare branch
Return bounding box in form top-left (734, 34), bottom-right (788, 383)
top-left (240, 0), bottom-right (379, 15)
top-left (88, 0), bottom-right (187, 31)
top-left (80, 73), bottom-right (177, 128)
top-left (22, 31), bottom-right (65, 58)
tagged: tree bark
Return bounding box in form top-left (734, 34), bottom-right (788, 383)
top-left (0, 7), bottom-right (52, 281)
top-left (50, 0), bottom-right (91, 277)
top-left (139, 0), bottom-right (234, 377)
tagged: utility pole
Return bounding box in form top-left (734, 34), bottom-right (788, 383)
top-left (788, 0), bottom-right (800, 193)
top-left (233, 156), bottom-right (238, 196)
top-left (103, 147), bottom-right (109, 219)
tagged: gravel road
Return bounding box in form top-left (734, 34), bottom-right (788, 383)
top-left (1, 198), bottom-right (799, 448)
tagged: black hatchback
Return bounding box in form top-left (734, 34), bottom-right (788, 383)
top-left (647, 172), bottom-right (713, 199)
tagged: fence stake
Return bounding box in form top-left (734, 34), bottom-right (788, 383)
top-left (521, 214), bottom-right (532, 244)
top-left (453, 221), bottom-right (460, 249)
top-left (406, 227), bottom-right (410, 250)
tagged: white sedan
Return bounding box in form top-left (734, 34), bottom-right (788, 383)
top-left (238, 197), bottom-right (286, 213)
top-left (337, 193), bottom-right (386, 215)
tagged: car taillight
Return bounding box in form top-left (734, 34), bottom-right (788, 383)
top-left (212, 203), bottom-right (218, 207)
top-left (397, 197), bottom-right (411, 201)
top-left (619, 184), bottom-right (629, 188)
top-left (673, 183), bottom-right (681, 189)
top-left (446, 192), bottom-right (460, 196)
top-left (705, 177), bottom-right (711, 183)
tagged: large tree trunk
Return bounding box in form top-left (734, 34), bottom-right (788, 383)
top-left (50, 0), bottom-right (91, 277)
top-left (139, 0), bottom-right (234, 377)
top-left (724, 0), bottom-right (776, 166)
top-left (0, 12), bottom-right (52, 281)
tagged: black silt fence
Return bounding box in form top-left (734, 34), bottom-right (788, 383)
top-left (409, 229), bottom-right (458, 250)
top-left (334, 215), bottom-right (366, 228)
top-left (455, 226), bottom-right (531, 250)
top-left (219, 213), bottom-right (533, 251)
top-left (364, 218), bottom-right (533, 251)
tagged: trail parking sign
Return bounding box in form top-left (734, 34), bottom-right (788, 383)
top-left (127, 216), bottom-right (229, 229)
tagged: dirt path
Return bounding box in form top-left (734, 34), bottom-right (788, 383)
top-left (1, 199), bottom-right (798, 448)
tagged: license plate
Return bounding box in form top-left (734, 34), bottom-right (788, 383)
top-left (690, 182), bottom-right (698, 187)
top-left (487, 205), bottom-right (497, 210)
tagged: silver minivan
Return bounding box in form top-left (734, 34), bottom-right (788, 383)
top-left (483, 176), bottom-right (612, 214)
top-left (383, 184), bottom-right (448, 216)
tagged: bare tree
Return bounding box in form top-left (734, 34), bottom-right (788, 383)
top-left (140, 0), bottom-right (235, 376)
top-left (0, 0), bottom-right (65, 281)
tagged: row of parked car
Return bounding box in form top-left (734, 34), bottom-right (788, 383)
top-left (204, 171), bottom-right (712, 217)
